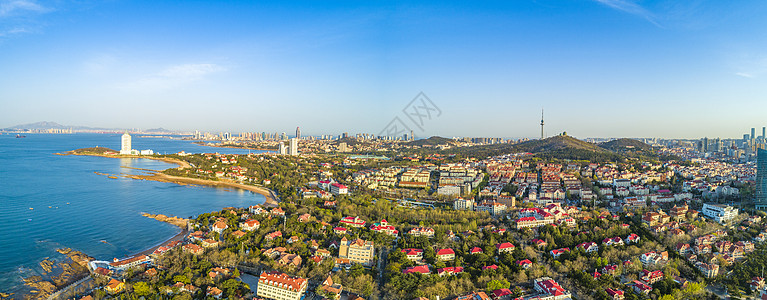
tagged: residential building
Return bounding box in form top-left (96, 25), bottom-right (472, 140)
top-left (454, 197), bottom-right (475, 211)
top-left (702, 203), bottom-right (738, 224)
top-left (605, 288), bottom-right (624, 300)
top-left (533, 277), bottom-right (572, 299)
top-left (339, 216), bottom-right (366, 228)
top-left (402, 248), bottom-right (424, 262)
top-left (408, 227), bottom-right (435, 237)
top-left (436, 248), bottom-right (455, 261)
top-left (256, 271), bottom-right (307, 300)
top-left (330, 183), bottom-right (348, 195)
top-left (496, 242), bottom-right (515, 254)
top-left (338, 237), bottom-right (375, 266)
top-left (641, 270), bottom-right (664, 284)
top-left (474, 201), bottom-right (507, 216)
top-left (240, 219), bottom-right (260, 231)
top-left (696, 262), bottom-right (719, 278)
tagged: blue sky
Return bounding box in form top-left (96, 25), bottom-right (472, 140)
top-left (1, 0), bottom-right (767, 139)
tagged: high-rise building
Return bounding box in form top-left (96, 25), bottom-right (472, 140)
top-left (120, 132), bottom-right (132, 155)
top-left (763, 127), bottom-right (766, 140)
top-left (752, 128), bottom-right (757, 142)
top-left (295, 127), bottom-right (301, 139)
top-left (289, 138), bottom-right (298, 156)
top-left (279, 142), bottom-right (287, 155)
top-left (702, 137), bottom-right (708, 153)
top-left (756, 149), bottom-right (767, 210)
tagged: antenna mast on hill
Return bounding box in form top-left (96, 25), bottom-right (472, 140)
top-left (540, 108), bottom-right (545, 140)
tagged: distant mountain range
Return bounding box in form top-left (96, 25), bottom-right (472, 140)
top-left (2, 121), bottom-right (177, 133)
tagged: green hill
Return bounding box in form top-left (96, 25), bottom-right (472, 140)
top-left (598, 138), bottom-right (652, 152)
top-left (406, 136), bottom-right (456, 147)
top-left (514, 135), bottom-right (606, 153)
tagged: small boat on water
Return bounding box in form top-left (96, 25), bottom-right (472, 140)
top-left (16, 134), bottom-right (26, 138)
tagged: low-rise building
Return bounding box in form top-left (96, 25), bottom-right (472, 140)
top-left (702, 203), bottom-right (738, 224)
top-left (256, 271), bottom-right (307, 300)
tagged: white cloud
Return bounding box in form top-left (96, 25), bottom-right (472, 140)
top-left (157, 63), bottom-right (225, 79)
top-left (0, 26), bottom-right (29, 36)
top-left (593, 0), bottom-right (661, 27)
top-left (117, 63), bottom-right (227, 92)
top-left (0, 0), bottom-right (49, 17)
top-left (735, 72), bottom-right (753, 78)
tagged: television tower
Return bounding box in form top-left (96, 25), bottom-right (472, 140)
top-left (540, 108), bottom-right (545, 140)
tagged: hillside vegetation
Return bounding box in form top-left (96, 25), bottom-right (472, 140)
top-left (599, 138), bottom-right (653, 152)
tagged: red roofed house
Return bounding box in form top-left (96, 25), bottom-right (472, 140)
top-left (632, 280), bottom-right (652, 294)
top-left (265, 231), bottom-right (283, 241)
top-left (517, 259), bottom-right (533, 269)
top-left (240, 219), bottom-right (260, 231)
top-left (534, 277), bottom-right (571, 299)
top-left (212, 221), bottom-right (228, 234)
top-left (605, 288), bottom-right (624, 300)
top-left (470, 247), bottom-right (483, 255)
top-left (109, 255), bottom-right (151, 271)
top-left (271, 207), bottom-right (286, 216)
top-left (496, 242), bottom-right (515, 254)
top-left (550, 248), bottom-right (570, 259)
top-left (455, 292), bottom-right (491, 300)
top-left (492, 288), bottom-right (513, 300)
top-left (370, 219), bottom-right (398, 236)
top-left (403, 265), bottom-right (430, 275)
top-left (339, 216), bottom-right (366, 228)
top-left (333, 227), bottom-right (348, 235)
top-left (201, 239), bottom-right (220, 248)
top-left (436, 266), bottom-right (464, 276)
top-left (482, 264), bottom-right (498, 271)
top-left (532, 239), bottom-right (548, 248)
top-left (105, 279), bottom-right (125, 294)
top-left (402, 248), bottom-right (424, 262)
top-left (330, 183), bottom-right (348, 195)
top-left (641, 270), bottom-right (664, 284)
top-left (577, 242), bottom-right (599, 253)
top-left (436, 248), bottom-right (455, 261)
top-left (408, 227), bottom-right (435, 237)
top-left (183, 244), bottom-right (204, 255)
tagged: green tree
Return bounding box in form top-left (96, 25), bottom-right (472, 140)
top-left (173, 275), bottom-right (190, 284)
top-left (487, 279), bottom-right (511, 291)
top-left (133, 282), bottom-right (152, 297)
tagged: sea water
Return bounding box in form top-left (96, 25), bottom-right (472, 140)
top-left (0, 133), bottom-right (268, 293)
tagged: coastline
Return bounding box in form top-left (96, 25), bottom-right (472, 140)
top-left (125, 172), bottom-right (280, 207)
top-left (64, 151), bottom-right (279, 207)
top-left (192, 141), bottom-right (276, 152)
top-left (59, 152), bottom-right (192, 169)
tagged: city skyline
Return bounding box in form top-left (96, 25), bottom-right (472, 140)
top-left (2, 1), bottom-right (767, 138)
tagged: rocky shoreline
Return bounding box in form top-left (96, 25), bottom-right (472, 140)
top-left (141, 213), bottom-right (188, 228)
top-left (22, 249), bottom-right (93, 300)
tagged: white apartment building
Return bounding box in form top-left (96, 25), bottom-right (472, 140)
top-left (701, 203), bottom-right (738, 224)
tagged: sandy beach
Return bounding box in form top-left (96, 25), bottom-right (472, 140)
top-left (126, 172), bottom-right (280, 207)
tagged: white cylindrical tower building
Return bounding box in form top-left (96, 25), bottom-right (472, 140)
top-left (120, 132), bottom-right (132, 155)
